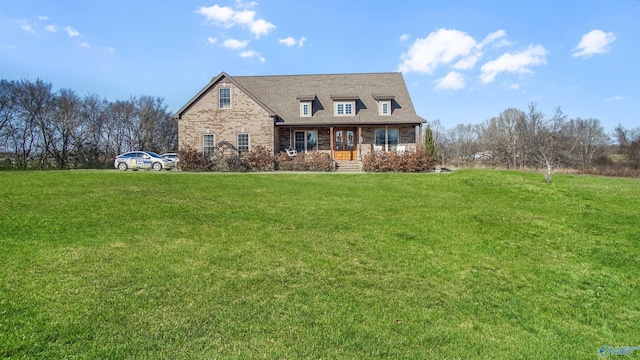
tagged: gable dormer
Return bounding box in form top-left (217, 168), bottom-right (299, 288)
top-left (296, 95), bottom-right (314, 117)
top-left (330, 95), bottom-right (358, 117)
top-left (372, 94), bottom-right (395, 116)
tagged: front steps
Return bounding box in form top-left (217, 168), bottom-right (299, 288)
top-left (335, 160), bottom-right (363, 172)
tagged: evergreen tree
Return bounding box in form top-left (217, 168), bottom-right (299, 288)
top-left (424, 124), bottom-right (436, 156)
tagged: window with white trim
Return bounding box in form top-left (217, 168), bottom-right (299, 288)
top-left (219, 87), bottom-right (231, 109)
top-left (334, 101), bottom-right (355, 116)
top-left (374, 128), bottom-right (399, 152)
top-left (294, 130), bottom-right (318, 153)
top-left (379, 100), bottom-right (391, 115)
top-left (203, 134), bottom-right (215, 156)
top-left (300, 102), bottom-right (311, 117)
top-left (237, 133), bottom-right (249, 155)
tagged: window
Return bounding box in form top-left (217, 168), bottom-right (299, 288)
top-left (300, 102), bottom-right (311, 117)
top-left (237, 133), bottom-right (249, 155)
top-left (379, 101), bottom-right (391, 115)
top-left (334, 101), bottom-right (355, 116)
top-left (294, 130), bottom-right (318, 153)
top-left (374, 128), bottom-right (399, 152)
top-left (203, 134), bottom-right (215, 156)
top-left (219, 87), bottom-right (231, 109)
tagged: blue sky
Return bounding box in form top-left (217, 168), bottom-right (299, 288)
top-left (1, 0), bottom-right (638, 131)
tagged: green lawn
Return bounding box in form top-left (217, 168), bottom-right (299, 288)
top-left (1, 170), bottom-right (638, 359)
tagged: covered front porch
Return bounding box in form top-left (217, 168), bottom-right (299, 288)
top-left (275, 125), bottom-right (422, 161)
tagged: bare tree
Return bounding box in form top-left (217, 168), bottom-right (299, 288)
top-left (530, 106), bottom-right (567, 183)
top-left (50, 89), bottom-right (83, 169)
top-left (5, 80), bottom-right (54, 168)
top-left (106, 99), bottom-right (137, 154)
top-left (614, 125), bottom-right (640, 170)
top-left (484, 108), bottom-right (526, 169)
top-left (564, 118), bottom-right (609, 169)
top-left (79, 94), bottom-right (109, 166)
top-left (430, 119), bottom-right (448, 165)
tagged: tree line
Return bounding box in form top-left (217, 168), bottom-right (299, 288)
top-left (426, 103), bottom-right (639, 178)
top-left (0, 79), bottom-right (177, 169)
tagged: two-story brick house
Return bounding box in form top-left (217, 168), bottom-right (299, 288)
top-left (174, 72), bottom-right (426, 165)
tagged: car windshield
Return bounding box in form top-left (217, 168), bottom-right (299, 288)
top-left (145, 152), bottom-right (162, 158)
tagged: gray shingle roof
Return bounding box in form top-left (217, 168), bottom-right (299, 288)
top-left (233, 72), bottom-right (425, 126)
top-left (175, 72), bottom-right (426, 126)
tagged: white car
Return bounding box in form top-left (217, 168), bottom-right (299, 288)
top-left (114, 151), bottom-right (175, 171)
top-left (161, 153), bottom-right (179, 163)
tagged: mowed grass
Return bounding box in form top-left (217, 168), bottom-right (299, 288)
top-left (0, 170), bottom-right (638, 359)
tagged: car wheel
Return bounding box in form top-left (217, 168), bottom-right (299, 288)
top-left (117, 162), bottom-right (128, 171)
top-left (152, 162), bottom-right (163, 171)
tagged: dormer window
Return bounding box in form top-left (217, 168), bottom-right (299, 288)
top-left (373, 94), bottom-right (394, 116)
top-left (300, 102), bottom-right (311, 117)
top-left (335, 102), bottom-right (354, 116)
top-left (331, 95), bottom-right (358, 117)
top-left (297, 95), bottom-right (314, 117)
top-left (379, 100), bottom-right (391, 116)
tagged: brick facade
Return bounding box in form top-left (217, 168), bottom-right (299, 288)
top-left (178, 77), bottom-right (275, 153)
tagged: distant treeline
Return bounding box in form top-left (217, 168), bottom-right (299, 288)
top-left (426, 104), bottom-right (640, 177)
top-left (0, 78), bottom-right (177, 169)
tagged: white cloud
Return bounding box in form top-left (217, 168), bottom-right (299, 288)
top-left (198, 5), bottom-right (234, 24)
top-left (222, 38), bottom-right (249, 49)
top-left (400, 34), bottom-right (409, 41)
top-left (240, 50), bottom-right (265, 62)
top-left (572, 29), bottom-right (616, 57)
top-left (453, 53), bottom-right (482, 71)
top-left (64, 26), bottom-right (80, 37)
top-left (37, 15), bottom-right (49, 21)
top-left (14, 19), bottom-right (35, 33)
top-left (435, 71), bottom-right (465, 91)
top-left (79, 42), bottom-right (90, 48)
top-left (478, 30), bottom-right (511, 48)
top-left (398, 28), bottom-right (477, 74)
top-left (279, 36), bottom-right (306, 47)
top-left (207, 37), bottom-right (218, 45)
top-left (604, 95), bottom-right (624, 102)
top-left (480, 44), bottom-right (548, 83)
top-left (197, 2), bottom-right (275, 39)
top-left (45, 24), bottom-right (57, 33)
top-left (506, 83), bottom-right (520, 90)
top-left (279, 37), bottom-right (296, 46)
top-left (399, 28), bottom-right (516, 75)
top-left (103, 46), bottom-right (116, 55)
top-left (235, 0), bottom-right (258, 9)
top-left (248, 18), bottom-right (275, 38)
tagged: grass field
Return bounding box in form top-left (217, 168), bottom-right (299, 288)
top-left (1, 170), bottom-right (638, 359)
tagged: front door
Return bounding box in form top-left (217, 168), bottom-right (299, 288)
top-left (334, 129), bottom-right (356, 160)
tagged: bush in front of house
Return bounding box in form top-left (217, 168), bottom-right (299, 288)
top-left (362, 151), bottom-right (435, 172)
top-left (178, 146), bottom-right (334, 172)
top-left (305, 152), bottom-right (334, 172)
top-left (178, 147), bottom-right (215, 172)
top-left (275, 151), bottom-right (334, 172)
top-left (245, 146), bottom-right (276, 171)
top-left (275, 152), bottom-right (308, 171)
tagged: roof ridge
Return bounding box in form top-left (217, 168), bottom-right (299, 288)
top-left (234, 72), bottom-right (402, 78)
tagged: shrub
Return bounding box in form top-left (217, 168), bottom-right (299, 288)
top-left (276, 152), bottom-right (308, 171)
top-left (363, 151), bottom-right (435, 172)
top-left (245, 146), bottom-right (275, 171)
top-left (178, 147), bottom-right (215, 172)
top-left (225, 155), bottom-right (250, 172)
top-left (305, 151), bottom-right (334, 172)
top-left (275, 151), bottom-right (334, 172)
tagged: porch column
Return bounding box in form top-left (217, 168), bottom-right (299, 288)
top-left (357, 126), bottom-right (362, 160)
top-left (330, 127), bottom-right (334, 159)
